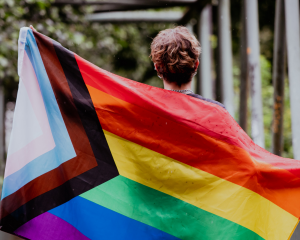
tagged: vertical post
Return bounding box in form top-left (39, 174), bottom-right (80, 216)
top-left (198, 4), bottom-right (213, 99)
top-left (244, 0), bottom-right (265, 148)
top-left (0, 86), bottom-right (4, 177)
top-left (186, 23), bottom-right (197, 94)
top-left (218, 0), bottom-right (234, 117)
top-left (284, 0), bottom-right (300, 159)
top-left (239, 1), bottom-right (249, 132)
top-left (272, 0), bottom-right (286, 156)
top-left (0, 87), bottom-right (9, 240)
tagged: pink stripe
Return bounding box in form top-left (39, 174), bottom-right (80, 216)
top-left (15, 212), bottom-right (90, 240)
top-left (4, 52), bottom-right (55, 178)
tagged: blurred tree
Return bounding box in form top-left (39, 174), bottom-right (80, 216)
top-left (0, 0), bottom-right (174, 161)
top-left (0, 0), bottom-right (86, 102)
top-left (0, 1), bottom-right (174, 186)
top-left (0, 0), bottom-right (174, 103)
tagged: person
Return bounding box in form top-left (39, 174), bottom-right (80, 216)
top-left (30, 24), bottom-right (223, 109)
top-left (150, 26), bottom-right (225, 109)
top-left (30, 25), bottom-right (36, 31)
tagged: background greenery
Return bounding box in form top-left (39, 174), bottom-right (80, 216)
top-left (0, 0), bottom-right (293, 157)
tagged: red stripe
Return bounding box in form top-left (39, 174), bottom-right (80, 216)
top-left (75, 54), bottom-right (300, 177)
top-left (86, 83), bottom-right (300, 218)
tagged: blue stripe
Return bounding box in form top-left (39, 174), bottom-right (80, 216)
top-left (49, 196), bottom-right (179, 240)
top-left (2, 29), bottom-right (76, 199)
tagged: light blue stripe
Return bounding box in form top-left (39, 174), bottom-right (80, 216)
top-left (2, 29), bottom-right (76, 199)
top-left (49, 196), bottom-right (179, 240)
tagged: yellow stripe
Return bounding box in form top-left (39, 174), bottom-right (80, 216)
top-left (104, 130), bottom-right (298, 240)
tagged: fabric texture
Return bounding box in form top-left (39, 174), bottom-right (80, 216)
top-left (188, 93), bottom-right (226, 109)
top-left (0, 27), bottom-right (300, 240)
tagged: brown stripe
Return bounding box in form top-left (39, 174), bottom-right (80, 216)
top-left (0, 32), bottom-right (98, 218)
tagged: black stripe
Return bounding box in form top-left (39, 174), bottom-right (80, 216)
top-left (0, 37), bottom-right (119, 233)
top-left (53, 42), bottom-right (118, 170)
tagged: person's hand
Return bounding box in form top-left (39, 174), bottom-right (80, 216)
top-left (30, 25), bottom-right (37, 32)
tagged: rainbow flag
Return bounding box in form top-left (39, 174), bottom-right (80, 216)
top-left (0, 27), bottom-right (300, 240)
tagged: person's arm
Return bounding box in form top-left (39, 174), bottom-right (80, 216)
top-left (30, 25), bottom-right (37, 32)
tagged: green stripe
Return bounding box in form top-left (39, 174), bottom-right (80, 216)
top-left (80, 176), bottom-right (263, 240)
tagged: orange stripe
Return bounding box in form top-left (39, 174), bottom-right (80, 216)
top-left (86, 84), bottom-right (300, 219)
top-left (75, 54), bottom-right (300, 179)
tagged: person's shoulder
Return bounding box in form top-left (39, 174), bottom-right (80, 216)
top-left (187, 93), bottom-right (226, 109)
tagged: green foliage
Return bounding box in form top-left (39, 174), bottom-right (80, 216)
top-left (260, 53), bottom-right (293, 158)
top-left (233, 55), bottom-right (292, 157)
top-left (0, 0), bottom-right (87, 102)
top-left (76, 22), bottom-right (172, 87)
top-left (261, 54), bottom-right (293, 157)
top-left (0, 0), bottom-right (172, 103)
top-left (260, 55), bottom-right (273, 151)
top-left (282, 78), bottom-right (293, 158)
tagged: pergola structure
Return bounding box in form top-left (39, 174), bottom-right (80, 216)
top-left (52, 2), bottom-right (300, 156)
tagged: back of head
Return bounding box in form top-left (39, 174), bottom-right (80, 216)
top-left (150, 26), bottom-right (201, 86)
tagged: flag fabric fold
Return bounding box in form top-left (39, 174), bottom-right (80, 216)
top-left (0, 27), bottom-right (300, 240)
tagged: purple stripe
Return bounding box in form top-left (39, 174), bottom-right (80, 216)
top-left (14, 212), bottom-right (90, 240)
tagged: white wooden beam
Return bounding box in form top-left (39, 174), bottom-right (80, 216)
top-left (55, 0), bottom-right (197, 5)
top-left (86, 11), bottom-right (184, 22)
top-left (284, 0), bottom-right (300, 159)
top-left (93, 4), bottom-right (185, 13)
top-left (244, 0), bottom-right (265, 148)
top-left (218, 0), bottom-right (234, 116)
top-left (198, 5), bottom-right (213, 99)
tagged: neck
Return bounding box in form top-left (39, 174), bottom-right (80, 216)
top-left (163, 79), bottom-right (192, 90)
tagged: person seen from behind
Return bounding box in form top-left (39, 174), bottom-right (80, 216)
top-left (150, 26), bottom-right (225, 109)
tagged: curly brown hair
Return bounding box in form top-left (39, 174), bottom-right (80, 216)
top-left (150, 26), bottom-right (201, 86)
